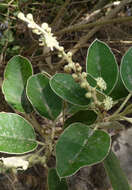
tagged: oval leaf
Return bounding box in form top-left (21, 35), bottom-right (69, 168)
top-left (64, 110), bottom-right (97, 128)
top-left (50, 73), bottom-right (90, 107)
top-left (86, 39), bottom-right (118, 94)
top-left (120, 47), bottom-right (132, 92)
top-left (0, 112), bottom-right (37, 154)
top-left (2, 55), bottom-right (33, 113)
top-left (103, 150), bottom-right (130, 190)
top-left (56, 123), bottom-right (111, 177)
top-left (48, 168), bottom-right (68, 190)
top-left (26, 73), bottom-right (62, 120)
top-left (110, 72), bottom-right (128, 100)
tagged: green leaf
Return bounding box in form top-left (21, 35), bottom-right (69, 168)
top-left (0, 112), bottom-right (37, 154)
top-left (64, 110), bottom-right (97, 128)
top-left (26, 73), bottom-right (62, 120)
top-left (86, 39), bottom-right (118, 94)
top-left (110, 72), bottom-right (128, 100)
top-left (66, 103), bottom-right (87, 114)
top-left (50, 73), bottom-right (90, 107)
top-left (103, 150), bottom-right (130, 190)
top-left (2, 55), bottom-right (33, 113)
top-left (120, 47), bottom-right (132, 92)
top-left (56, 123), bottom-right (111, 177)
top-left (86, 73), bottom-right (97, 87)
top-left (48, 168), bottom-right (68, 190)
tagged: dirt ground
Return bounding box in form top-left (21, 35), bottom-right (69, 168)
top-left (0, 0), bottom-right (132, 189)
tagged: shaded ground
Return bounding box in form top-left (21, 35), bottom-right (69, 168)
top-left (0, 0), bottom-right (132, 189)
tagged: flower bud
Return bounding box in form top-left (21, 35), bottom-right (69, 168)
top-left (17, 12), bottom-right (25, 20)
top-left (80, 82), bottom-right (87, 88)
top-left (58, 53), bottom-right (62, 58)
top-left (81, 72), bottom-right (87, 79)
top-left (67, 51), bottom-right (72, 57)
top-left (76, 65), bottom-right (82, 72)
top-left (41, 23), bottom-right (49, 29)
top-left (68, 62), bottom-right (74, 69)
top-left (26, 13), bottom-right (34, 21)
top-left (46, 27), bottom-right (51, 33)
top-left (59, 46), bottom-right (64, 51)
top-left (64, 65), bottom-right (72, 73)
top-left (75, 63), bottom-right (80, 68)
top-left (72, 73), bottom-right (78, 80)
top-left (85, 92), bottom-right (92, 98)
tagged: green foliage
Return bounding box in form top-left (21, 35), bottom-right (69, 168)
top-left (121, 47), bottom-right (132, 92)
top-left (109, 72), bottom-right (128, 100)
top-left (56, 123), bottom-right (110, 177)
top-left (86, 39), bottom-right (118, 94)
top-left (64, 110), bottom-right (97, 128)
top-left (27, 73), bottom-right (62, 120)
top-left (2, 55), bottom-right (33, 113)
top-left (48, 168), bottom-right (68, 190)
top-left (0, 112), bottom-right (37, 154)
top-left (50, 73), bottom-right (90, 106)
top-left (1, 39), bottom-right (132, 190)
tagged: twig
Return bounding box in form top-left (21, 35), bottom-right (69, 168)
top-left (114, 93), bottom-right (132, 115)
top-left (55, 16), bottom-right (132, 36)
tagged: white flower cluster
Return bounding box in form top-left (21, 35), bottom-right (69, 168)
top-left (96, 77), bottom-right (107, 91)
top-left (0, 157), bottom-right (29, 170)
top-left (17, 12), bottom-right (63, 51)
top-left (103, 96), bottom-right (113, 110)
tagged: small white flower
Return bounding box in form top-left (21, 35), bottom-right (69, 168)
top-left (103, 96), bottom-right (113, 110)
top-left (41, 23), bottom-right (49, 30)
top-left (67, 51), bottom-right (72, 57)
top-left (0, 157), bottom-right (29, 170)
top-left (85, 92), bottom-right (92, 98)
top-left (44, 34), bottom-right (59, 51)
top-left (81, 72), bottom-right (87, 79)
top-left (68, 62), bottom-right (75, 69)
top-left (64, 65), bottom-right (72, 73)
top-left (17, 12), bottom-right (25, 21)
top-left (58, 53), bottom-right (62, 58)
top-left (46, 27), bottom-right (51, 33)
top-left (80, 81), bottom-right (87, 88)
top-left (26, 13), bottom-right (34, 21)
top-left (96, 77), bottom-right (107, 91)
top-left (59, 46), bottom-right (64, 51)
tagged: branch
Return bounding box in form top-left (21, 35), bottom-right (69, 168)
top-left (55, 16), bottom-right (132, 36)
